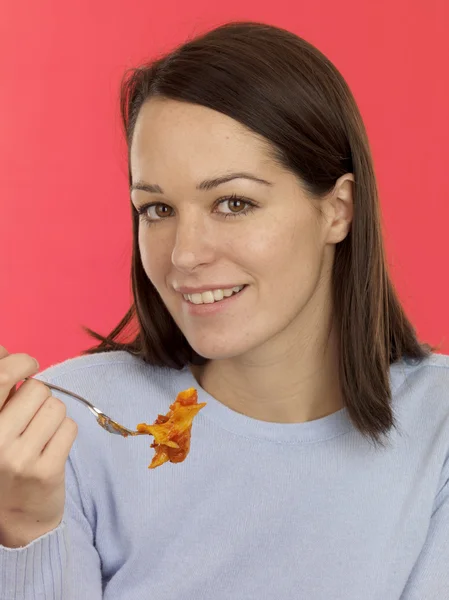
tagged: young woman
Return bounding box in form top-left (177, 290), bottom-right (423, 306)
top-left (1, 21), bottom-right (448, 600)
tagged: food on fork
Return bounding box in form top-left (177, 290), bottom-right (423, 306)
top-left (136, 388), bottom-right (206, 469)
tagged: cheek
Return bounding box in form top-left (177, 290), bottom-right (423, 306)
top-left (138, 229), bottom-right (170, 285)
top-left (243, 215), bottom-right (322, 285)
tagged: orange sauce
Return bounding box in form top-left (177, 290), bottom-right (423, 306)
top-left (136, 388), bottom-right (206, 469)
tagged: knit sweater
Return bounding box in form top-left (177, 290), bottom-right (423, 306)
top-left (1, 350), bottom-right (449, 599)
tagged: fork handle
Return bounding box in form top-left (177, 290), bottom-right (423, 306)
top-left (24, 377), bottom-right (100, 418)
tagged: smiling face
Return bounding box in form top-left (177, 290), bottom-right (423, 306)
top-left (130, 97), bottom-right (351, 361)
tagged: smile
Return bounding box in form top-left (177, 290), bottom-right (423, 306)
top-left (182, 285), bottom-right (245, 305)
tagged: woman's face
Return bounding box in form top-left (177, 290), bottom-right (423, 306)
top-left (130, 97), bottom-right (351, 361)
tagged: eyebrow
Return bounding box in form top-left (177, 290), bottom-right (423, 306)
top-left (130, 172), bottom-right (273, 194)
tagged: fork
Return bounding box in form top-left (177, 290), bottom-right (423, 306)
top-left (25, 377), bottom-right (146, 437)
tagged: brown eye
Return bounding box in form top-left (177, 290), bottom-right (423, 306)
top-left (136, 202), bottom-right (175, 225)
top-left (214, 195), bottom-right (257, 219)
top-left (154, 204), bottom-right (173, 218)
top-left (216, 196), bottom-right (251, 215)
top-left (227, 198), bottom-right (245, 213)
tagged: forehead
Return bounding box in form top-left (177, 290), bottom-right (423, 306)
top-left (129, 98), bottom-right (277, 183)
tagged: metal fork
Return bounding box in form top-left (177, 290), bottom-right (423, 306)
top-left (25, 377), bottom-right (146, 437)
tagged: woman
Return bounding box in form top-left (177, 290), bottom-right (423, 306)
top-left (0, 21), bottom-right (448, 600)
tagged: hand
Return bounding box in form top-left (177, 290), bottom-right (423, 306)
top-left (0, 345), bottom-right (78, 548)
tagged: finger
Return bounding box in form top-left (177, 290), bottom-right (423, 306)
top-left (0, 379), bottom-right (51, 440)
top-left (0, 353), bottom-right (40, 411)
top-left (39, 418), bottom-right (78, 472)
top-left (19, 396), bottom-right (67, 457)
top-left (5, 384), bottom-right (17, 405)
top-left (0, 346), bottom-right (15, 405)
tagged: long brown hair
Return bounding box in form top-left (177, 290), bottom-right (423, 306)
top-left (81, 21), bottom-right (436, 442)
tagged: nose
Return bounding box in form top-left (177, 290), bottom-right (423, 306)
top-left (171, 216), bottom-right (216, 272)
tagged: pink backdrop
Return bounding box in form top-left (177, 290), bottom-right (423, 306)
top-left (1, 1), bottom-right (448, 371)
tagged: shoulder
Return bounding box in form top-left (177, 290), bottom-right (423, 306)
top-left (35, 349), bottom-right (184, 385)
top-left (391, 352), bottom-right (449, 401)
top-left (35, 349), bottom-right (164, 381)
top-left (390, 352), bottom-right (449, 448)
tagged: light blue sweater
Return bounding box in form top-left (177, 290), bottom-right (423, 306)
top-left (1, 350), bottom-right (449, 599)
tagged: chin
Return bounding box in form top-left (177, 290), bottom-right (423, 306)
top-left (190, 347), bottom-right (241, 361)
top-left (187, 337), bottom-right (249, 362)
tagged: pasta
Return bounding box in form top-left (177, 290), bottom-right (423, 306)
top-left (136, 387), bottom-right (206, 469)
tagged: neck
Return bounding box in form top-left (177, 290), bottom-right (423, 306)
top-left (191, 313), bottom-right (343, 424)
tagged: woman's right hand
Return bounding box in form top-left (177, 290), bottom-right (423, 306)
top-left (0, 345), bottom-right (78, 548)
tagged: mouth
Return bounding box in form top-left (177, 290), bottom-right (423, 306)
top-left (181, 285), bottom-right (247, 306)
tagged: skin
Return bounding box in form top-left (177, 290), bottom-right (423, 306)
top-left (0, 347), bottom-right (78, 547)
top-left (130, 97), bottom-right (354, 423)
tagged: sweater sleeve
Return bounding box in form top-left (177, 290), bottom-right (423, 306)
top-left (0, 455), bottom-right (102, 599)
top-left (400, 457), bottom-right (449, 600)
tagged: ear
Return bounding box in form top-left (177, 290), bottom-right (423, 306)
top-left (324, 173), bottom-right (354, 244)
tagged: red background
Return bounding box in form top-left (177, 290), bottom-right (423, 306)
top-left (1, 1), bottom-right (448, 371)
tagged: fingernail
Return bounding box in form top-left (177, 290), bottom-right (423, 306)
top-left (33, 358), bottom-right (40, 370)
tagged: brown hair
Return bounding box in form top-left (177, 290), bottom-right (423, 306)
top-left (81, 20), bottom-right (437, 443)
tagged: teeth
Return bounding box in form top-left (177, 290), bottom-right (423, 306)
top-left (202, 291), bottom-right (215, 304)
top-left (213, 289), bottom-right (224, 301)
top-left (183, 285), bottom-right (244, 305)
